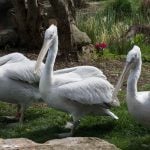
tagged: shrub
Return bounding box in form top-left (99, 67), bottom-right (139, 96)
top-left (109, 38), bottom-right (131, 55)
top-left (104, 0), bottom-right (132, 19)
top-left (77, 0), bottom-right (150, 55)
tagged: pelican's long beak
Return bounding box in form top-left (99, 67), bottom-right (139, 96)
top-left (113, 61), bottom-right (133, 96)
top-left (34, 39), bottom-right (53, 74)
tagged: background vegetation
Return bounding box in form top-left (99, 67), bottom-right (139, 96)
top-left (77, 0), bottom-right (150, 58)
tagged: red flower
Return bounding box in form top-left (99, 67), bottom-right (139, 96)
top-left (99, 42), bottom-right (107, 49)
top-left (95, 42), bottom-right (107, 51)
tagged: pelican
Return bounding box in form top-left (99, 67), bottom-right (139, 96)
top-left (0, 52), bottom-right (45, 123)
top-left (116, 45), bottom-right (150, 126)
top-left (0, 52), bottom-right (109, 123)
top-left (34, 24), bottom-right (120, 137)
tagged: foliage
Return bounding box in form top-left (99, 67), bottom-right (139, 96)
top-left (77, 0), bottom-right (150, 56)
top-left (109, 34), bottom-right (149, 55)
top-left (129, 0), bottom-right (141, 12)
top-left (106, 0), bottom-right (133, 19)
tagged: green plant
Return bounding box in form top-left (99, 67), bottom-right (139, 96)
top-left (104, 0), bottom-right (132, 19)
top-left (131, 34), bottom-right (144, 45)
top-left (115, 0), bottom-right (132, 14)
top-left (77, 0), bottom-right (150, 56)
top-left (108, 38), bottom-right (130, 55)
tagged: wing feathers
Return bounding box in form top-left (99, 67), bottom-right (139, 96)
top-left (5, 61), bottom-right (44, 84)
top-left (58, 77), bottom-right (114, 105)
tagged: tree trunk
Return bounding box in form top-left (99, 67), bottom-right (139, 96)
top-left (11, 0), bottom-right (42, 49)
top-left (27, 0), bottom-right (42, 48)
top-left (49, 0), bottom-right (75, 59)
top-left (12, 0), bottom-right (28, 46)
top-left (73, 0), bottom-right (86, 8)
top-left (12, 0), bottom-right (91, 58)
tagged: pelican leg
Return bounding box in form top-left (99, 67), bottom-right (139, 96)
top-left (58, 120), bottom-right (80, 138)
top-left (70, 120), bottom-right (80, 135)
top-left (64, 122), bottom-right (74, 129)
top-left (15, 104), bottom-right (21, 120)
top-left (17, 104), bottom-right (21, 113)
top-left (19, 105), bottom-right (25, 124)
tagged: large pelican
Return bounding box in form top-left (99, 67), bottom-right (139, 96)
top-left (116, 45), bottom-right (150, 126)
top-left (0, 52), bottom-right (110, 123)
top-left (34, 24), bottom-right (120, 137)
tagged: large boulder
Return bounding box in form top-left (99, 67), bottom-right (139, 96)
top-left (0, 137), bottom-right (119, 150)
top-left (72, 24), bottom-right (91, 49)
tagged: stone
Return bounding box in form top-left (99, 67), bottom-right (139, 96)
top-left (72, 24), bottom-right (91, 48)
top-left (0, 137), bottom-right (119, 150)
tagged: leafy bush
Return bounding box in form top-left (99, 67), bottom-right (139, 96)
top-left (107, 0), bottom-right (132, 19)
top-left (108, 37), bottom-right (131, 55)
top-left (77, 0), bottom-right (150, 55)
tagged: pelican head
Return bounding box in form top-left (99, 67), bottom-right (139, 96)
top-left (126, 45), bottom-right (141, 67)
top-left (114, 45), bottom-right (141, 94)
top-left (34, 24), bottom-right (58, 74)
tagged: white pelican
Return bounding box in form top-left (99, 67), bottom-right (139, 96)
top-left (0, 52), bottom-right (44, 123)
top-left (0, 52), bottom-right (110, 123)
top-left (34, 24), bottom-right (120, 137)
top-left (116, 45), bottom-right (150, 126)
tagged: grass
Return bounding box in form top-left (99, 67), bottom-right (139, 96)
top-left (77, 0), bottom-right (150, 55)
top-left (0, 77), bottom-right (150, 149)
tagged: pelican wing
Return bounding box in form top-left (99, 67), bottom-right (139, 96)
top-left (57, 77), bottom-right (114, 105)
top-left (5, 61), bottom-right (44, 84)
top-left (0, 53), bottom-right (29, 66)
top-left (0, 53), bottom-right (44, 84)
top-left (54, 66), bottom-right (107, 79)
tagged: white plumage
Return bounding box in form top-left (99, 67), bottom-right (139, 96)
top-left (116, 45), bottom-right (150, 126)
top-left (0, 53), bottom-right (44, 123)
top-left (0, 53), bottom-right (107, 123)
top-left (35, 25), bottom-right (120, 137)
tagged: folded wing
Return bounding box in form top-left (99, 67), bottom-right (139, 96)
top-left (57, 77), bottom-right (114, 105)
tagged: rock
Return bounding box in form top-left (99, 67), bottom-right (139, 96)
top-left (72, 24), bottom-right (91, 49)
top-left (0, 137), bottom-right (119, 150)
top-left (82, 44), bottom-right (95, 53)
top-left (0, 29), bottom-right (18, 47)
top-left (45, 137), bottom-right (119, 150)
